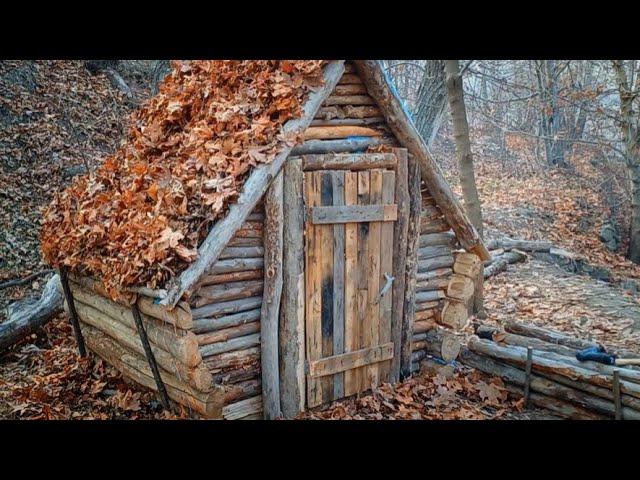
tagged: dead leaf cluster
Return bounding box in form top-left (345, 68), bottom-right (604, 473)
top-left (41, 61), bottom-right (326, 296)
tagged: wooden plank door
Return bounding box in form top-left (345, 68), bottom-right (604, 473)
top-left (304, 167), bottom-right (398, 408)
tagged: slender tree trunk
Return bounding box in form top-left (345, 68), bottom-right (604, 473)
top-left (444, 60), bottom-right (484, 238)
top-left (612, 60), bottom-right (640, 263)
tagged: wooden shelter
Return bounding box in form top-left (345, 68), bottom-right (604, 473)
top-left (56, 60), bottom-right (489, 419)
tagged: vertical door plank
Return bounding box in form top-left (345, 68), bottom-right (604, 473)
top-left (305, 171), bottom-right (323, 408)
top-left (343, 172), bottom-right (359, 397)
top-left (331, 171), bottom-right (346, 399)
top-left (378, 170), bottom-right (396, 382)
top-left (319, 172), bottom-right (334, 404)
top-left (366, 169), bottom-right (382, 389)
top-left (356, 171), bottom-right (370, 394)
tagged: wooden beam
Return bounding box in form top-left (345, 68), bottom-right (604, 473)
top-left (161, 61), bottom-right (346, 308)
top-left (308, 343), bottom-right (394, 378)
top-left (300, 152), bottom-right (397, 171)
top-left (403, 159), bottom-right (422, 376)
top-left (280, 157), bottom-right (306, 418)
top-left (391, 148), bottom-right (411, 381)
top-left (309, 205), bottom-right (397, 224)
top-left (353, 61), bottom-right (489, 261)
top-left (260, 171), bottom-right (283, 420)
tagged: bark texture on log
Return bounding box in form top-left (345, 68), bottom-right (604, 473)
top-left (0, 274), bottom-right (63, 352)
top-left (280, 157), bottom-right (306, 418)
top-left (260, 171), bottom-right (283, 419)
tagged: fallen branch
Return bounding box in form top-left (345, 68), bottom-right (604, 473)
top-left (0, 269), bottom-right (54, 290)
top-left (0, 274), bottom-right (64, 352)
top-left (483, 250), bottom-right (527, 279)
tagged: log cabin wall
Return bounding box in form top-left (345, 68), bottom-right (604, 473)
top-left (410, 184), bottom-right (458, 373)
top-left (190, 203), bottom-right (265, 420)
top-left (59, 276), bottom-right (225, 418)
top-left (293, 62), bottom-right (400, 155)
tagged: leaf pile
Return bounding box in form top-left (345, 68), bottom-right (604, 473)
top-left (41, 61), bottom-right (326, 295)
top-left (484, 259), bottom-right (640, 354)
top-left (0, 316), bottom-right (187, 419)
top-left (299, 367), bottom-right (527, 420)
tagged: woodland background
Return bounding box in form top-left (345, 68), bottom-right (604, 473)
top-left (0, 60), bottom-right (639, 419)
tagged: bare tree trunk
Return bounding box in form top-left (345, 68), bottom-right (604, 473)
top-left (534, 60), bottom-right (568, 168)
top-left (414, 61), bottom-right (447, 148)
top-left (444, 60), bottom-right (484, 238)
top-left (612, 60), bottom-right (640, 263)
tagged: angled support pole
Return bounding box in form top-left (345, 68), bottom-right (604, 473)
top-left (131, 302), bottom-right (171, 411)
top-left (58, 266), bottom-right (86, 357)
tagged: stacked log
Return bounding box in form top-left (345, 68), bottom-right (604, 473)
top-left (459, 322), bottom-right (640, 420)
top-left (191, 206), bottom-right (266, 419)
top-left (410, 328), bottom-right (462, 374)
top-left (59, 279), bottom-right (223, 418)
top-left (292, 63), bottom-right (398, 156)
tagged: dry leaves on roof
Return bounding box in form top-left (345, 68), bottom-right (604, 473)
top-left (41, 61), bottom-right (326, 295)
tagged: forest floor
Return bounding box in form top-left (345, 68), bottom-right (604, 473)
top-left (1, 61), bottom-right (638, 420)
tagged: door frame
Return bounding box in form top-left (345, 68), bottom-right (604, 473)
top-left (278, 148), bottom-right (410, 416)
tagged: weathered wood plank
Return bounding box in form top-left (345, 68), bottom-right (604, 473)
top-left (309, 205), bottom-right (397, 224)
top-left (355, 170), bottom-right (370, 394)
top-left (309, 343), bottom-right (394, 378)
top-left (378, 170), bottom-right (395, 382)
top-left (391, 149), bottom-right (411, 381)
top-left (161, 61), bottom-right (346, 308)
top-left (400, 157), bottom-right (421, 382)
top-left (260, 171), bottom-right (283, 419)
top-left (366, 169), bottom-right (383, 389)
top-left (319, 171), bottom-right (335, 404)
top-left (305, 171), bottom-right (323, 408)
top-left (343, 171), bottom-right (359, 398)
top-left (331, 171), bottom-right (346, 400)
top-left (280, 157), bottom-right (306, 418)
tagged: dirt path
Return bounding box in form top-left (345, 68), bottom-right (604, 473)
top-left (484, 259), bottom-right (640, 353)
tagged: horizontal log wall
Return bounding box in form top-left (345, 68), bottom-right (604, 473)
top-left (60, 277), bottom-right (229, 418)
top-left (294, 63), bottom-right (399, 156)
top-left (191, 204), bottom-right (265, 419)
top-left (410, 186), bottom-right (466, 373)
